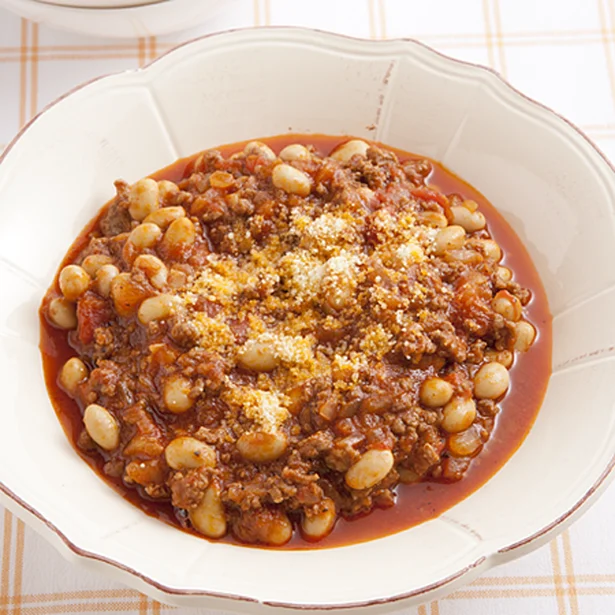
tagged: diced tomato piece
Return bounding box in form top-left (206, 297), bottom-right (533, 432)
top-left (76, 292), bottom-right (114, 345)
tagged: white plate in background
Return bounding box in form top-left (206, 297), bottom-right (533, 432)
top-left (0, 0), bottom-right (223, 38)
top-left (35, 0), bottom-right (164, 8)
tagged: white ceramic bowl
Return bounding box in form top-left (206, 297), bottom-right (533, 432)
top-left (1, 27), bottom-right (614, 613)
top-left (0, 0), bottom-right (223, 38)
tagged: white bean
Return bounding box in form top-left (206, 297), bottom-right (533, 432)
top-left (264, 514), bottom-right (292, 545)
top-left (496, 266), bottom-right (512, 283)
top-left (492, 290), bottom-right (522, 321)
top-left (236, 431), bottom-right (288, 463)
top-left (95, 264), bottom-right (119, 298)
top-left (59, 357), bottom-right (88, 396)
top-left (81, 254), bottom-right (113, 278)
top-left (190, 485), bottom-right (227, 539)
top-left (163, 374), bottom-right (194, 414)
top-left (345, 449), bottom-right (394, 490)
top-left (144, 206), bottom-right (186, 230)
top-left (48, 297), bottom-right (77, 330)
top-left (301, 498), bottom-right (336, 541)
top-left (450, 206), bottom-right (486, 232)
top-left (485, 349), bottom-right (514, 369)
top-left (59, 265), bottom-right (91, 301)
top-left (162, 217), bottom-right (196, 255)
top-left (209, 171), bottom-right (235, 189)
top-left (330, 140), bottom-right (370, 162)
top-left (165, 437), bottom-right (216, 470)
top-left (280, 144), bottom-right (310, 161)
top-left (272, 163), bottom-right (312, 197)
top-left (514, 320), bottom-right (536, 352)
top-left (474, 361), bottom-right (510, 399)
top-left (244, 141), bottom-right (276, 161)
top-left (133, 254), bottom-right (168, 290)
top-left (479, 239), bottom-right (502, 261)
top-left (433, 225), bottom-right (466, 255)
top-left (441, 397), bottom-right (476, 433)
top-left (244, 509), bottom-right (292, 546)
top-left (83, 404), bottom-right (120, 450)
top-left (420, 211), bottom-right (448, 228)
top-left (129, 178), bottom-right (160, 221)
top-left (128, 223), bottom-right (162, 250)
top-left (109, 272), bottom-right (148, 317)
top-left (420, 377), bottom-right (454, 408)
top-left (237, 341), bottom-right (279, 372)
top-left (137, 294), bottom-right (178, 325)
top-left (158, 180), bottom-right (179, 202)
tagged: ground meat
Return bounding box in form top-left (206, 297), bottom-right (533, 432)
top-left (77, 428), bottom-right (96, 451)
top-left (403, 158), bottom-right (432, 185)
top-left (125, 459), bottom-right (167, 489)
top-left (440, 456), bottom-right (471, 482)
top-left (99, 187), bottom-right (132, 237)
top-left (422, 312), bottom-right (468, 361)
top-left (169, 317), bottom-right (201, 348)
top-left (324, 437), bottom-right (363, 472)
top-left (80, 361), bottom-right (121, 400)
top-left (169, 467), bottom-right (212, 509)
top-left (103, 458), bottom-right (124, 478)
top-left (43, 136), bottom-right (540, 548)
top-left (412, 441), bottom-right (443, 476)
top-left (226, 473), bottom-right (297, 511)
top-left (122, 403), bottom-right (165, 458)
top-left (231, 507), bottom-right (292, 546)
top-left (298, 431), bottom-right (334, 458)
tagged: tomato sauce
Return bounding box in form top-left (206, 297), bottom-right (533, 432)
top-left (40, 135), bottom-right (552, 549)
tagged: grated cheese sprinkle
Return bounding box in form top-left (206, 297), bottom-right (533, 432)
top-left (223, 385), bottom-right (289, 432)
top-left (154, 143), bottom-right (480, 431)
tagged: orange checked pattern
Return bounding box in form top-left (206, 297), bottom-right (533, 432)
top-left (1, 0), bottom-right (615, 613)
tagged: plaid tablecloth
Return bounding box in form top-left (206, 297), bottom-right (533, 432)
top-left (1, 1), bottom-right (615, 613)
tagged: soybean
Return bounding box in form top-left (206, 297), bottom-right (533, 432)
top-left (83, 404), bottom-right (120, 451)
top-left (474, 362), bottom-right (510, 399)
top-left (345, 449), bottom-right (394, 490)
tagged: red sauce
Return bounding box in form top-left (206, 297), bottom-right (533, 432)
top-left (40, 134), bottom-right (552, 549)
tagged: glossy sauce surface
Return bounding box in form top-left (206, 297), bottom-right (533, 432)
top-left (40, 134), bottom-right (552, 549)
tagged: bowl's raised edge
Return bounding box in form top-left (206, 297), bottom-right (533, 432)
top-left (497, 450), bottom-right (615, 555)
top-left (2, 26), bottom-right (615, 610)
